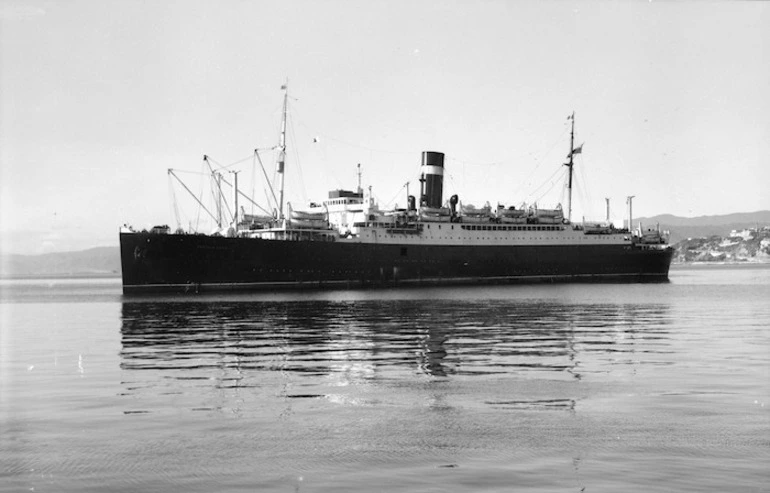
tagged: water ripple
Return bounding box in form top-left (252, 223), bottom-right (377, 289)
top-left (119, 299), bottom-right (674, 401)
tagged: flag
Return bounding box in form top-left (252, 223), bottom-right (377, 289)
top-left (573, 143), bottom-right (583, 155)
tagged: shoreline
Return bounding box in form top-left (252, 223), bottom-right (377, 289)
top-left (671, 262), bottom-right (770, 269)
top-left (0, 272), bottom-right (120, 281)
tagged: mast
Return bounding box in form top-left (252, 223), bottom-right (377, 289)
top-left (565, 112), bottom-right (575, 223)
top-left (277, 81), bottom-right (288, 220)
top-left (231, 170), bottom-right (240, 228)
top-left (357, 163), bottom-right (362, 194)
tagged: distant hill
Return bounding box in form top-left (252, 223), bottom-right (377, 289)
top-left (0, 246), bottom-right (120, 279)
top-left (636, 211), bottom-right (770, 244)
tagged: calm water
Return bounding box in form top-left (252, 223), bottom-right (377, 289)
top-left (1, 265), bottom-right (769, 492)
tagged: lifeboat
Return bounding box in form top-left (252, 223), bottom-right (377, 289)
top-left (530, 205), bottom-right (564, 224)
top-left (534, 209), bottom-right (563, 218)
top-left (461, 211), bottom-right (492, 223)
top-left (497, 207), bottom-right (528, 223)
top-left (419, 206), bottom-right (452, 222)
top-left (291, 210), bottom-right (326, 221)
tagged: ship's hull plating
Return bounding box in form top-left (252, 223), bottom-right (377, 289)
top-left (120, 232), bottom-right (674, 294)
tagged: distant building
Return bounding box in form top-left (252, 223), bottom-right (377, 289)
top-left (729, 229), bottom-right (756, 240)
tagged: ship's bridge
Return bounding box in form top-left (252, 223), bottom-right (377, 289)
top-left (323, 189), bottom-right (364, 210)
top-left (316, 189), bottom-right (367, 236)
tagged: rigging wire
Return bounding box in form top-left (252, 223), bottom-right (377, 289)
top-left (532, 171), bottom-right (564, 205)
top-left (291, 103), bottom-right (388, 194)
top-left (445, 173), bottom-right (458, 202)
top-left (250, 152), bottom-right (256, 216)
top-left (254, 150), bottom-right (279, 213)
top-left (574, 170), bottom-right (596, 221)
top-left (166, 168), bottom-right (211, 176)
top-left (196, 159), bottom-right (206, 231)
top-left (209, 172), bottom-right (219, 225)
top-left (381, 182), bottom-right (409, 209)
top-left (205, 154), bottom-right (255, 171)
top-left (287, 101), bottom-right (308, 204)
top-left (168, 144), bottom-right (285, 232)
top-left (513, 125), bottom-right (571, 198)
top-left (286, 96), bottom-right (579, 212)
top-left (291, 104), bottom-right (418, 157)
top-left (577, 156), bottom-right (595, 217)
top-left (167, 168), bottom-right (218, 230)
top-left (526, 165), bottom-right (565, 203)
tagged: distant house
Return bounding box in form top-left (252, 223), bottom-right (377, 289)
top-left (729, 228), bottom-right (756, 240)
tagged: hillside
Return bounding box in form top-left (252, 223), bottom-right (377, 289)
top-left (0, 247), bottom-right (121, 279)
top-left (637, 211), bottom-right (770, 244)
top-left (672, 228), bottom-right (770, 263)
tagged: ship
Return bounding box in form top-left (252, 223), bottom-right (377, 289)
top-left (119, 86), bottom-right (674, 294)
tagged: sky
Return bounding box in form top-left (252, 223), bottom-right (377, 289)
top-left (1, 0), bottom-right (768, 254)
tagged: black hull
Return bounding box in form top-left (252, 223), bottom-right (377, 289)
top-left (120, 232), bottom-right (674, 294)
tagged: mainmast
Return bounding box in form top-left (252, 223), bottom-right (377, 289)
top-left (277, 82), bottom-right (288, 220)
top-left (565, 113), bottom-right (575, 223)
top-left (564, 112), bottom-right (583, 223)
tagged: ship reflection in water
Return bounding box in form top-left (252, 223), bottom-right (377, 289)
top-left (120, 295), bottom-right (672, 414)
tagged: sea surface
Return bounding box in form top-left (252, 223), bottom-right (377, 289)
top-left (1, 265), bottom-right (769, 492)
